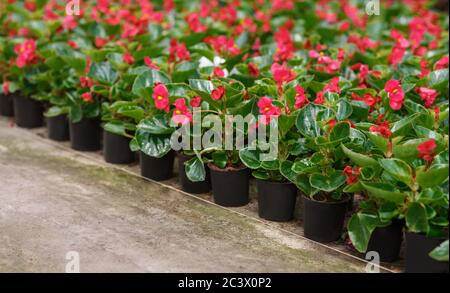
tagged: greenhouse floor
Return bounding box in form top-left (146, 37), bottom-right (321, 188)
top-left (0, 117), bottom-right (394, 273)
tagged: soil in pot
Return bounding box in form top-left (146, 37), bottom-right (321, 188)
top-left (208, 164), bottom-right (249, 207)
top-left (302, 194), bottom-right (350, 243)
top-left (366, 219), bottom-right (404, 263)
top-left (140, 151), bottom-right (175, 181)
top-left (0, 94), bottom-right (14, 117)
top-left (47, 115), bottom-right (69, 141)
top-left (13, 94), bottom-right (43, 128)
top-left (405, 232), bottom-right (449, 273)
top-left (177, 153), bottom-right (211, 194)
top-left (257, 180), bottom-right (297, 222)
top-left (69, 118), bottom-right (102, 151)
top-left (103, 130), bottom-right (135, 164)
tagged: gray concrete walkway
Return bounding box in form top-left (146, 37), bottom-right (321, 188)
top-left (0, 118), bottom-right (371, 272)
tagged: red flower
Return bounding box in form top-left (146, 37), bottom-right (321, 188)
top-left (294, 85), bottom-right (309, 109)
top-left (185, 13), bottom-right (207, 33)
top-left (123, 52), bottom-right (135, 65)
top-left (81, 92), bottom-right (93, 103)
top-left (389, 46), bottom-right (406, 65)
top-left (369, 121), bottom-right (392, 139)
top-left (169, 39), bottom-right (190, 62)
top-left (417, 139), bottom-right (437, 162)
top-left (248, 63), bottom-right (260, 77)
top-left (67, 40), bottom-right (78, 49)
top-left (95, 37), bottom-right (108, 48)
top-left (190, 96), bottom-right (202, 107)
top-left (326, 119), bottom-right (337, 129)
top-left (314, 91), bottom-right (325, 105)
top-left (211, 86), bottom-right (225, 101)
top-left (416, 87), bottom-right (438, 108)
top-left (343, 166), bottom-right (360, 185)
top-left (172, 99), bottom-right (192, 125)
top-left (80, 76), bottom-right (92, 88)
top-left (271, 63), bottom-right (295, 87)
top-left (144, 57), bottom-right (159, 70)
top-left (2, 80), bottom-right (10, 95)
top-left (213, 67), bottom-right (225, 78)
top-left (384, 80), bottom-right (404, 110)
top-left (152, 83), bottom-right (169, 111)
top-left (257, 96), bottom-right (281, 125)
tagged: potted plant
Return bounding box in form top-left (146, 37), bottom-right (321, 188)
top-left (342, 106), bottom-right (449, 269)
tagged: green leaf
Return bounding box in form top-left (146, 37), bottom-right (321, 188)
top-left (45, 106), bottom-right (67, 118)
top-left (239, 148), bottom-right (261, 169)
top-left (211, 152), bottom-right (227, 169)
top-left (379, 158), bottom-right (413, 186)
top-left (390, 114), bottom-right (419, 135)
top-left (329, 122), bottom-right (350, 142)
top-left (429, 240), bottom-right (449, 262)
top-left (295, 174), bottom-right (318, 197)
top-left (428, 69), bottom-right (449, 91)
top-left (348, 213), bottom-right (383, 253)
top-left (416, 164), bottom-right (449, 188)
top-left (296, 104), bottom-right (325, 137)
top-left (189, 79), bottom-right (214, 93)
top-left (137, 115), bottom-right (174, 135)
top-left (104, 121), bottom-right (128, 136)
top-left (361, 182), bottom-right (406, 204)
top-left (406, 202), bottom-right (429, 233)
top-left (341, 144), bottom-right (379, 169)
top-left (132, 69), bottom-right (170, 96)
top-left (336, 99), bottom-right (353, 121)
top-left (280, 160), bottom-right (297, 183)
top-left (135, 129), bottom-right (171, 158)
top-left (185, 156), bottom-right (206, 182)
top-left (379, 202), bottom-right (400, 222)
top-left (89, 62), bottom-right (118, 85)
top-left (309, 171), bottom-right (346, 192)
top-left (365, 131), bottom-right (388, 153)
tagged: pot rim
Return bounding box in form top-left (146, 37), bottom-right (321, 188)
top-left (302, 193), bottom-right (351, 205)
top-left (256, 178), bottom-right (295, 185)
top-left (207, 162), bottom-right (247, 172)
top-left (405, 231), bottom-right (449, 241)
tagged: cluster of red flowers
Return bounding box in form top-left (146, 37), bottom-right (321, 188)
top-left (343, 166), bottom-right (361, 185)
top-left (14, 39), bottom-right (39, 68)
top-left (417, 139), bottom-right (437, 162)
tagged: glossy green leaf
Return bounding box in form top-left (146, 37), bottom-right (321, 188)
top-left (309, 171), bottom-right (346, 192)
top-left (416, 164), bottom-right (449, 188)
top-left (406, 202), bottom-right (429, 233)
top-left (379, 158), bottom-right (412, 186)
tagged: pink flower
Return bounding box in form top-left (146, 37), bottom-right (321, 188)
top-left (144, 57), bottom-right (159, 70)
top-left (169, 39), bottom-right (190, 62)
top-left (81, 92), bottom-right (93, 103)
top-left (172, 98), bottom-right (192, 125)
top-left (389, 46), bottom-right (406, 65)
top-left (14, 39), bottom-right (38, 68)
top-left (271, 63), bottom-right (295, 87)
top-left (67, 40), bottom-right (78, 49)
top-left (95, 37), bottom-right (108, 48)
top-left (384, 80), bottom-right (404, 110)
top-left (257, 96), bottom-right (281, 124)
top-left (416, 87), bottom-right (438, 108)
top-left (152, 83), bottom-right (169, 111)
top-left (294, 85), bottom-right (308, 109)
top-left (211, 86), bottom-right (225, 101)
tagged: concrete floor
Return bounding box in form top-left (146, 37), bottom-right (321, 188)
top-left (0, 118), bottom-right (373, 272)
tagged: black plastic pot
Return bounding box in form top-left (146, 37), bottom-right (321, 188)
top-left (103, 130), bottom-right (135, 164)
top-left (257, 180), bottom-right (297, 222)
top-left (140, 151), bottom-right (175, 181)
top-left (302, 195), bottom-right (350, 243)
top-left (0, 94), bottom-right (14, 117)
top-left (209, 165), bottom-right (249, 207)
top-left (47, 115), bottom-right (69, 141)
top-left (13, 94), bottom-right (43, 128)
top-left (366, 220), bottom-right (404, 262)
top-left (69, 118), bottom-right (102, 151)
top-left (404, 232), bottom-right (449, 273)
top-left (177, 153), bottom-right (211, 194)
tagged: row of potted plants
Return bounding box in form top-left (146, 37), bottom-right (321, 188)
top-left (0, 0), bottom-right (448, 272)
